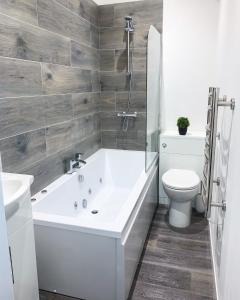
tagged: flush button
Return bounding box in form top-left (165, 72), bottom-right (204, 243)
top-left (162, 143), bottom-right (167, 148)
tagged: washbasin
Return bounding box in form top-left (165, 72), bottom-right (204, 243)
top-left (2, 173), bottom-right (34, 220)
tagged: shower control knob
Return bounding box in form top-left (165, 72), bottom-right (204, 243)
top-left (162, 143), bottom-right (167, 148)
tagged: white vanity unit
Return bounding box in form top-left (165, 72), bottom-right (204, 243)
top-left (3, 173), bottom-right (39, 300)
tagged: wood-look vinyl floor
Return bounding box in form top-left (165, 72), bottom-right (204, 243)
top-left (128, 207), bottom-right (216, 300)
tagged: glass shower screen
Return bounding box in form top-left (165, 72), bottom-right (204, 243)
top-left (145, 25), bottom-right (161, 171)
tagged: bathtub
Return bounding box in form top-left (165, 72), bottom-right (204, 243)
top-left (32, 149), bottom-right (158, 300)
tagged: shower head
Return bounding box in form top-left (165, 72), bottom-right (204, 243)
top-left (125, 16), bottom-right (133, 21)
top-left (125, 16), bottom-right (134, 32)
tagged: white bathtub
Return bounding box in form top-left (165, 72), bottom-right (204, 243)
top-left (32, 149), bottom-right (158, 300)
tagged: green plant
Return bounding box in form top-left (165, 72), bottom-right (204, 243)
top-left (177, 117), bottom-right (190, 128)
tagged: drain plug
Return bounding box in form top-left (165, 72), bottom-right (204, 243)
top-left (91, 210), bottom-right (99, 214)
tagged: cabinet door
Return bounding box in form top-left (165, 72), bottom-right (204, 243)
top-left (8, 219), bottom-right (39, 300)
top-left (0, 157), bottom-right (14, 300)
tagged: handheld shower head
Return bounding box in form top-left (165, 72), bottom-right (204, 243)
top-left (125, 16), bottom-right (134, 32)
top-left (125, 16), bottom-right (133, 21)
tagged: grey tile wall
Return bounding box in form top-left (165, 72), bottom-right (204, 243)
top-left (98, 0), bottom-right (163, 151)
top-left (0, 0), bottom-right (163, 193)
top-left (0, 0), bottom-right (100, 194)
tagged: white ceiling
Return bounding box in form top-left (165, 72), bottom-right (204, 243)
top-left (93, 0), bottom-right (143, 5)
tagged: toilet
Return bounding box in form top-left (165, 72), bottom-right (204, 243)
top-left (162, 169), bottom-right (200, 228)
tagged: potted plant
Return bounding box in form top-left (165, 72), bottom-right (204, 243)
top-left (177, 117), bottom-right (190, 135)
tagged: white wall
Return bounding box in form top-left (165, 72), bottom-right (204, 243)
top-left (210, 0), bottom-right (240, 299)
top-left (162, 0), bottom-right (219, 132)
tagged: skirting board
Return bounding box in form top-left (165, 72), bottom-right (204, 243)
top-left (209, 221), bottom-right (220, 300)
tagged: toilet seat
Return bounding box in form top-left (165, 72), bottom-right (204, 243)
top-left (162, 169), bottom-right (200, 191)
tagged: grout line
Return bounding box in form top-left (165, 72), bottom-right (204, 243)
top-left (69, 40), bottom-right (72, 67)
top-left (35, 0), bottom-right (39, 27)
top-left (0, 54), bottom-right (99, 72)
top-left (40, 62), bottom-right (44, 94)
top-left (0, 92), bottom-right (96, 101)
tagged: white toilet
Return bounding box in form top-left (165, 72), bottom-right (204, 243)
top-left (162, 169), bottom-right (200, 228)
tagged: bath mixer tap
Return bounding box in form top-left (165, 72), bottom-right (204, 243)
top-left (75, 153), bottom-right (87, 166)
top-left (67, 159), bottom-right (79, 174)
top-left (67, 153), bottom-right (86, 174)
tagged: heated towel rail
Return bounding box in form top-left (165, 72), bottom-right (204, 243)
top-left (202, 87), bottom-right (235, 219)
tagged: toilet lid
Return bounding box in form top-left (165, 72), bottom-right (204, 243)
top-left (162, 169), bottom-right (200, 190)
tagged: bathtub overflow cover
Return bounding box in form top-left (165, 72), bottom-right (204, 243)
top-left (91, 210), bottom-right (99, 215)
top-left (31, 198), bottom-right (37, 202)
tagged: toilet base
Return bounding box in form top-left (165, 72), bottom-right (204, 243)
top-left (169, 200), bottom-right (192, 228)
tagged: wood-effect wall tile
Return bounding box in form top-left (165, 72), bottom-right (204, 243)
top-left (0, 129), bottom-right (46, 172)
top-left (72, 92), bottom-right (98, 117)
top-left (99, 50), bottom-right (115, 71)
top-left (38, 0), bottom-right (91, 46)
top-left (98, 5), bottom-right (114, 27)
top-left (116, 91), bottom-right (146, 112)
top-left (44, 94), bottom-right (73, 126)
top-left (101, 130), bottom-right (117, 149)
top-left (100, 91), bottom-right (115, 111)
top-left (113, 0), bottom-right (163, 27)
top-left (71, 41), bottom-right (99, 69)
top-left (91, 71), bottom-right (100, 92)
top-left (0, 57), bottom-right (42, 98)
top-left (42, 63), bottom-right (92, 94)
top-left (73, 114), bottom-right (96, 142)
top-left (0, 13), bottom-right (70, 65)
top-left (100, 111), bottom-right (121, 131)
top-left (0, 0), bottom-right (100, 193)
top-left (74, 132), bottom-right (101, 159)
top-left (100, 71), bottom-right (128, 92)
top-left (90, 24), bottom-right (99, 48)
top-left (79, 0), bottom-right (98, 26)
top-left (0, 96), bottom-right (45, 139)
top-left (22, 147), bottom-right (75, 195)
top-left (0, 0), bottom-right (38, 25)
top-left (46, 121), bottom-right (73, 155)
top-left (56, 0), bottom-right (98, 26)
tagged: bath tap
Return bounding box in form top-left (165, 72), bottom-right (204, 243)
top-left (67, 154), bottom-right (86, 174)
top-left (67, 159), bottom-right (79, 174)
top-left (75, 153), bottom-right (87, 166)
